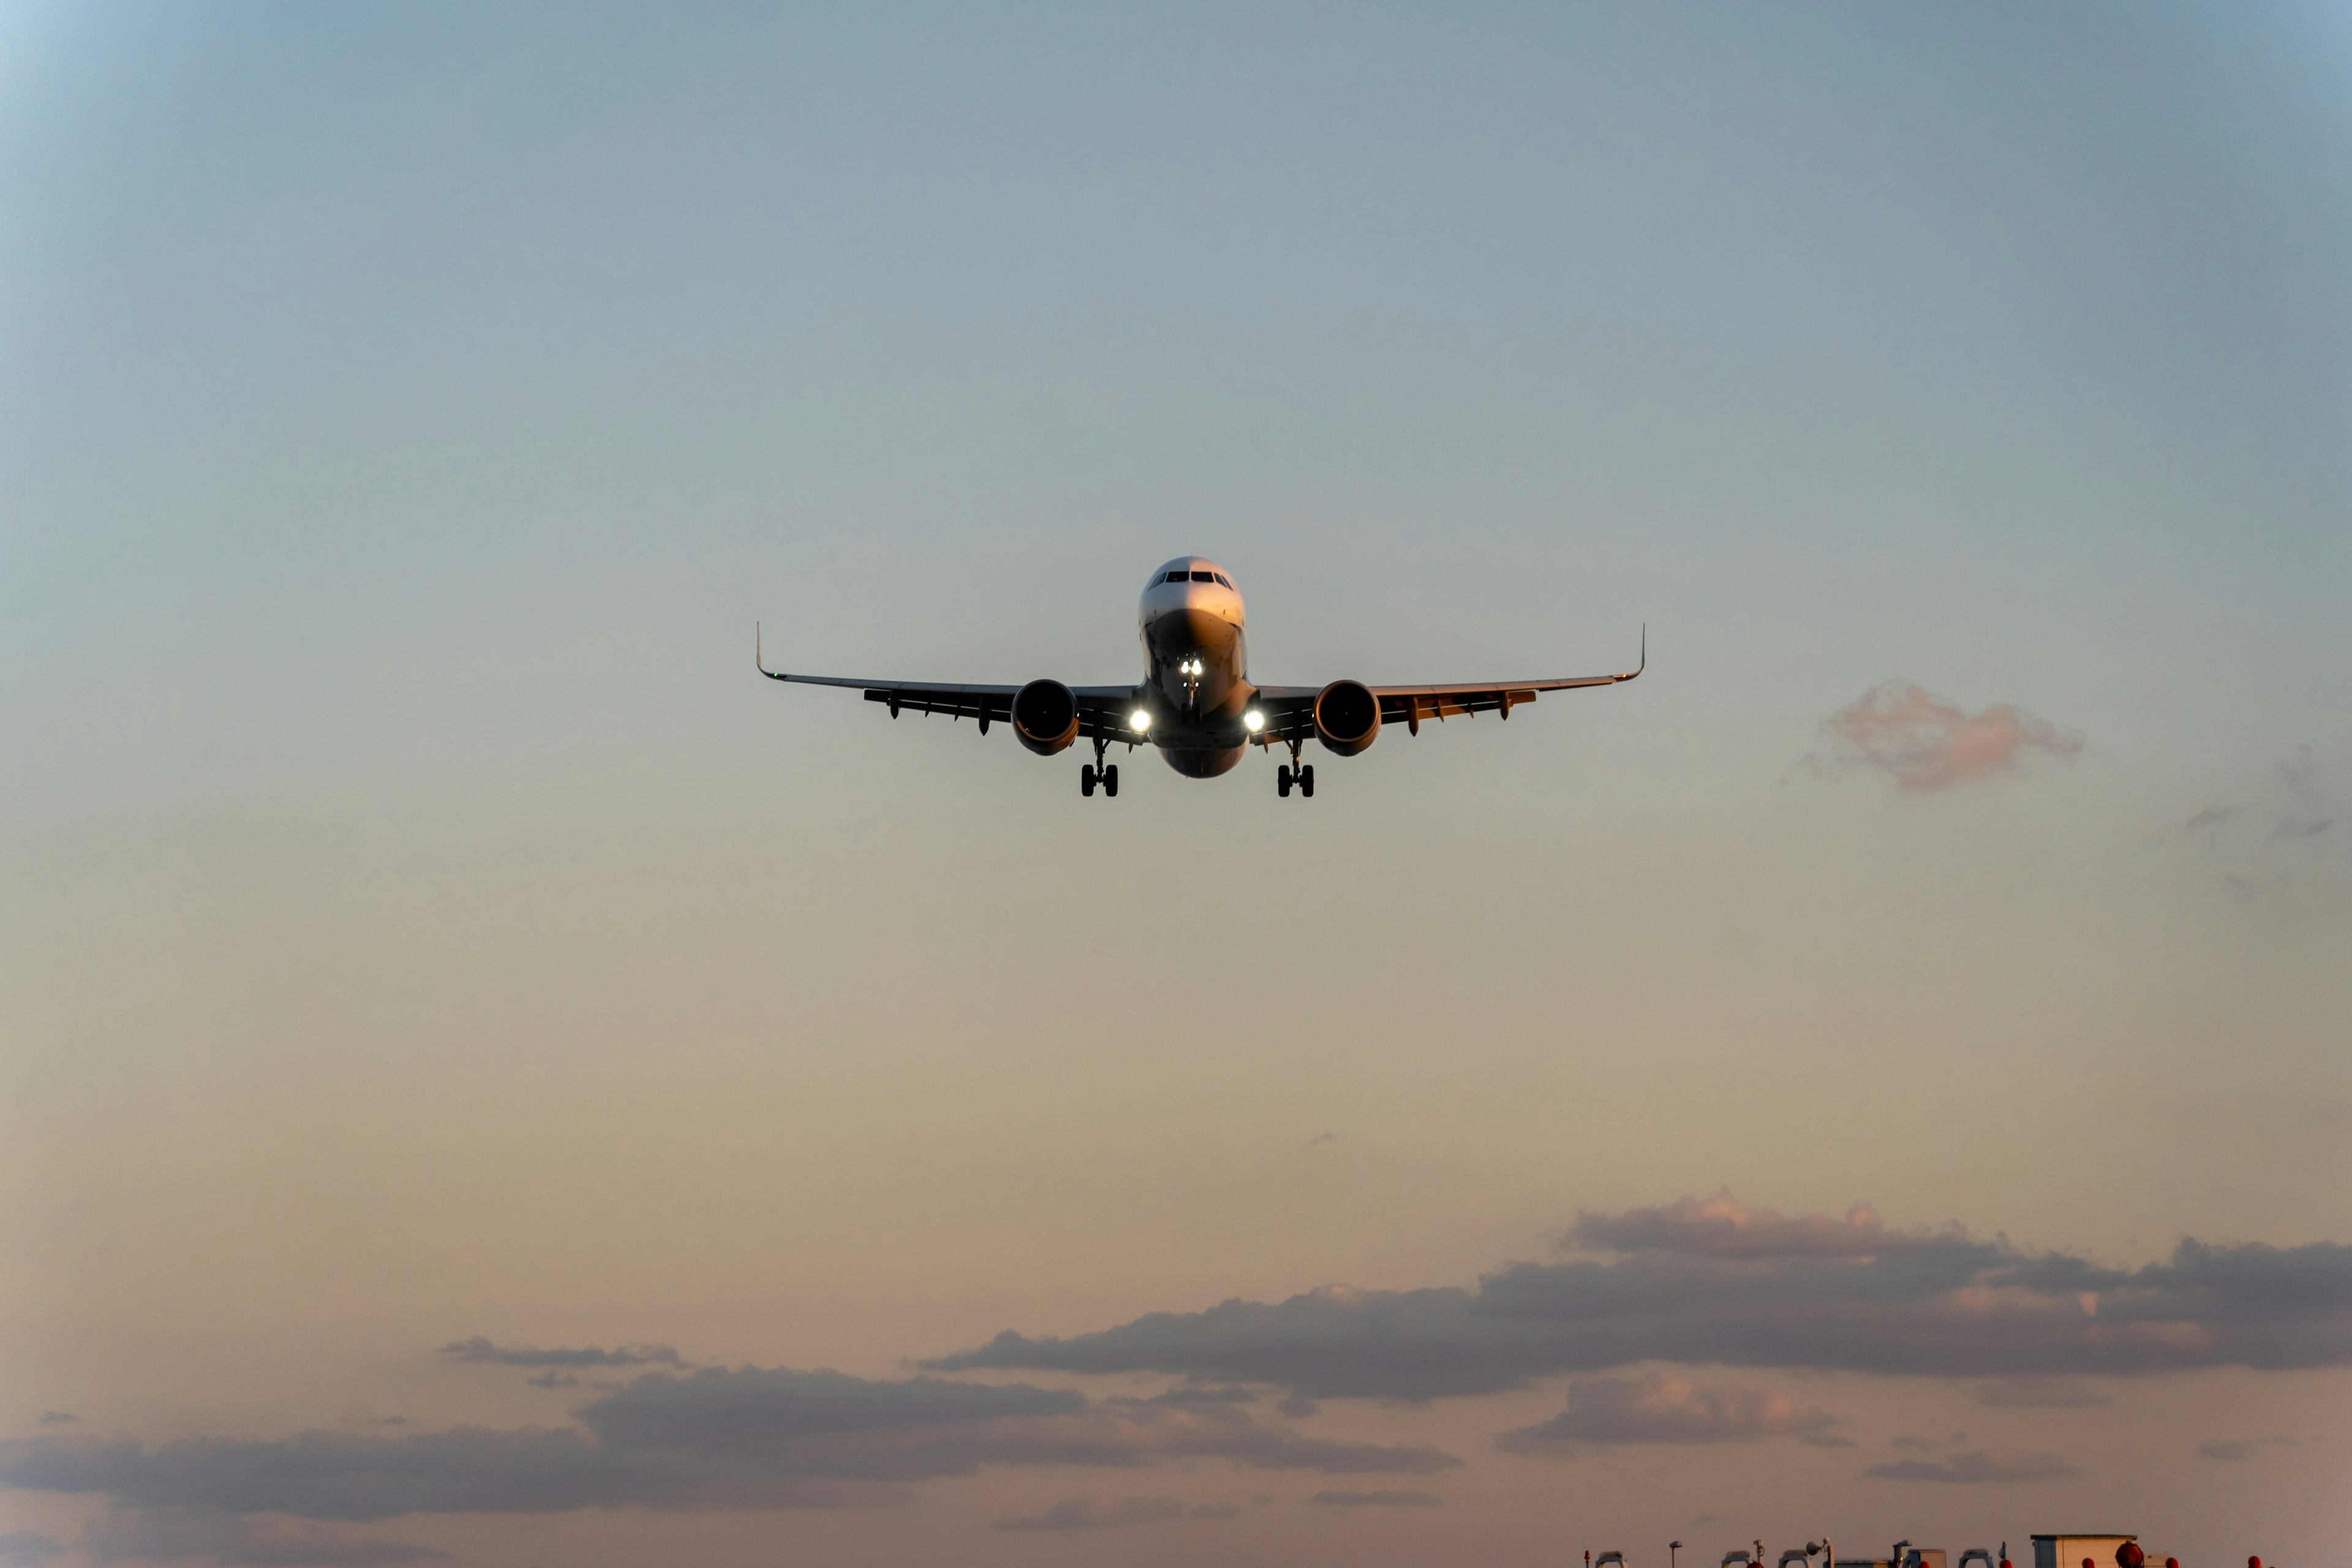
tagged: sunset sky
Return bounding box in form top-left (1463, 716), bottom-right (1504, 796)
top-left (4, 5), bottom-right (2350, 1566)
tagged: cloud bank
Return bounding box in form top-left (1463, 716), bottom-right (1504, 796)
top-left (0, 1366), bottom-right (1453, 1525)
top-left (1815, 681), bottom-right (2082, 791)
top-left (1495, 1373), bottom-right (1847, 1453)
top-left (927, 1192), bottom-right (2352, 1398)
top-left (1311, 1488), bottom-right (1444, 1507)
top-left (437, 1338), bottom-right (684, 1371)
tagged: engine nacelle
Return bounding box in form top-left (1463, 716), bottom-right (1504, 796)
top-left (1313, 680), bottom-right (1381, 756)
top-left (1010, 679), bottom-right (1081, 756)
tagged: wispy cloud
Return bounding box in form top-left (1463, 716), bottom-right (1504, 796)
top-left (436, 1338), bottom-right (684, 1371)
top-left (928, 1191), bottom-right (2352, 1396)
top-left (1859, 1449), bottom-right (2078, 1484)
top-left (2198, 1435), bottom-right (2297, 1462)
top-left (83, 1509), bottom-right (451, 1566)
top-left (34, 1414), bottom-right (74, 1428)
top-left (0, 1532), bottom-right (62, 1567)
top-left (992, 1494), bottom-right (1234, 1531)
top-left (1812, 682), bottom-right (2082, 791)
top-left (1495, 1374), bottom-right (1847, 1453)
top-left (1311, 1488), bottom-right (1443, 1507)
top-left (1106, 1385), bottom-right (1256, 1408)
top-left (1973, 1376), bottom-right (2113, 1409)
top-left (2173, 746), bottom-right (2341, 900)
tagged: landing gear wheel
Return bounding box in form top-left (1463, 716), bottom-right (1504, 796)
top-left (1277, 765), bottom-right (1293, 798)
top-left (1102, 764), bottom-right (1118, 798)
top-left (1080, 764), bottom-right (1097, 797)
top-left (1298, 764), bottom-right (1314, 798)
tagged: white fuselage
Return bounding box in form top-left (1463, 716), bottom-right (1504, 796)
top-left (1137, 556), bottom-right (1254, 776)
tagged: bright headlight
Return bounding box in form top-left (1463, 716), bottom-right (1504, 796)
top-left (1129, 709), bottom-right (1152, 731)
top-left (1243, 710), bottom-right (1265, 733)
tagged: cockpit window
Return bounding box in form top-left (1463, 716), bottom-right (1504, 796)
top-left (1213, 573), bottom-right (1232, 588)
top-left (1164, 571), bottom-right (1186, 583)
top-left (1190, 570), bottom-right (1213, 582)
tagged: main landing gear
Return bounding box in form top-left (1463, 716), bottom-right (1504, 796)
top-left (1080, 734), bottom-right (1119, 798)
top-left (1276, 738), bottom-right (1314, 799)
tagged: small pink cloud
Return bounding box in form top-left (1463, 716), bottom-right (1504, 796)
top-left (1815, 681), bottom-right (2082, 792)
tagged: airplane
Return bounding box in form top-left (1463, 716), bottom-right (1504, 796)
top-left (758, 556), bottom-right (1642, 798)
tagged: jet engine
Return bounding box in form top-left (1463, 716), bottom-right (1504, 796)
top-left (1010, 679), bottom-right (1081, 756)
top-left (1313, 679), bottom-right (1381, 756)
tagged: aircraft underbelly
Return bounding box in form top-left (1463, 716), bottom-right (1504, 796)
top-left (1160, 745), bottom-right (1245, 777)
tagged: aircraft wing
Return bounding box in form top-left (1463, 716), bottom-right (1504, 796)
top-left (1246, 630), bottom-right (1643, 745)
top-left (758, 631), bottom-right (1139, 739)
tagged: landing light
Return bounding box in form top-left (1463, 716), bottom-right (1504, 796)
top-left (1243, 710), bottom-right (1265, 733)
top-left (1129, 709), bottom-right (1152, 731)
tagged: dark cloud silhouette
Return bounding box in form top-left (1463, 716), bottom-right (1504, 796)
top-left (0, 1532), bottom-right (62, 1566)
top-left (1813, 682), bottom-right (2082, 792)
top-left (0, 1366), bottom-right (1454, 1524)
top-left (83, 1509), bottom-right (451, 1566)
top-left (992, 1494), bottom-right (1233, 1531)
top-left (1859, 1449), bottom-right (2078, 1483)
top-left (437, 1338), bottom-right (682, 1371)
top-left (1496, 1374), bottom-right (1846, 1453)
top-left (927, 1194), bottom-right (2352, 1398)
top-left (1311, 1488), bottom-right (1443, 1507)
top-left (524, 1371), bottom-right (579, 1390)
top-left (1974, 1376), bottom-right (2113, 1409)
top-left (1276, 1394), bottom-right (1321, 1419)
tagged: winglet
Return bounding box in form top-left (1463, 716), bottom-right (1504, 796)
top-left (756, 622), bottom-right (788, 681)
top-left (1620, 622), bottom-right (1645, 682)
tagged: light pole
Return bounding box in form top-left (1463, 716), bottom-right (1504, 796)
top-left (1672, 1542), bottom-right (1683, 1568)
